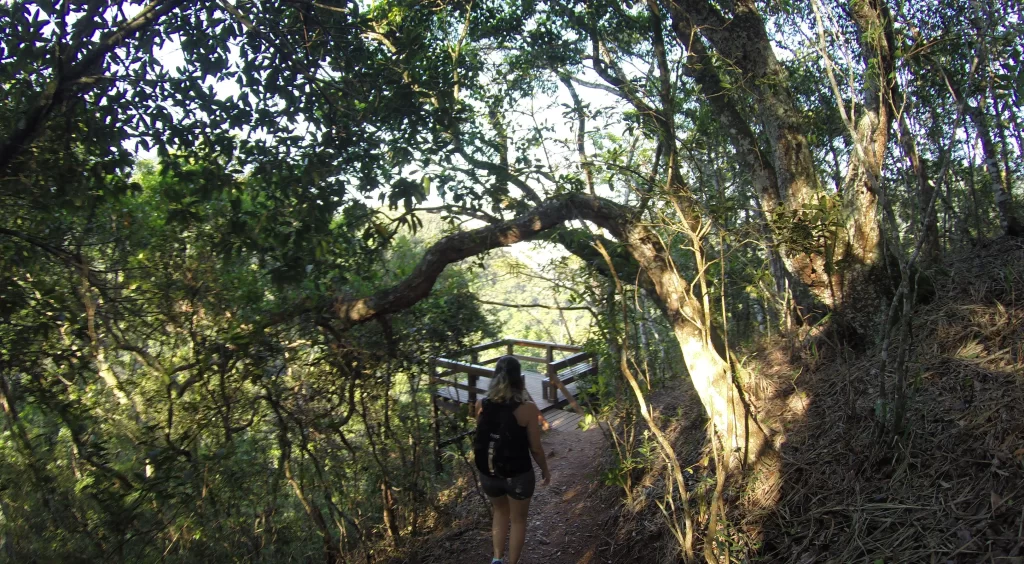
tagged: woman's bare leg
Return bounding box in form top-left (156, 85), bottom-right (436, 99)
top-left (507, 497), bottom-right (531, 564)
top-left (490, 495), bottom-right (510, 561)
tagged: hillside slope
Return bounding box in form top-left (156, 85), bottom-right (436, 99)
top-left (747, 237), bottom-right (1024, 562)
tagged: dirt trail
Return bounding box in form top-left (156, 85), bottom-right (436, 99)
top-left (441, 409), bottom-right (615, 564)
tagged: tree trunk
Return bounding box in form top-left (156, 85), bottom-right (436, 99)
top-left (970, 101), bottom-right (1023, 236)
top-left (831, 0), bottom-right (901, 332)
top-left (894, 110), bottom-right (941, 266)
top-left (285, 459), bottom-right (341, 564)
top-left (584, 200), bottom-right (768, 468)
top-left (665, 0), bottom-right (897, 328)
top-left (380, 480), bottom-right (400, 541)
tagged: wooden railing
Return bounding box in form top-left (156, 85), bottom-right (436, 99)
top-left (431, 338), bottom-right (596, 415)
top-left (432, 358), bottom-right (490, 406)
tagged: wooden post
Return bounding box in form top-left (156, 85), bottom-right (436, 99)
top-left (547, 352), bottom-right (586, 417)
top-left (469, 351), bottom-right (479, 406)
top-left (431, 363), bottom-right (443, 473)
top-left (551, 370), bottom-right (585, 416)
top-left (545, 345), bottom-right (556, 401)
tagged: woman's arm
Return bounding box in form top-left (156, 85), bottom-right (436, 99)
top-left (475, 399), bottom-right (484, 422)
top-left (525, 403), bottom-right (551, 485)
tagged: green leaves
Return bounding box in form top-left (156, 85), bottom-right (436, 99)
top-left (386, 177), bottom-right (428, 211)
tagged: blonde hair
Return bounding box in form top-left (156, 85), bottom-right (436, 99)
top-left (488, 356), bottom-right (526, 403)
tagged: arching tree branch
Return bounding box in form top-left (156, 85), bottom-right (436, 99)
top-left (329, 194), bottom-right (633, 327)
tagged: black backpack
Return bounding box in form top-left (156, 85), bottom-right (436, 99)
top-left (473, 400), bottom-right (523, 478)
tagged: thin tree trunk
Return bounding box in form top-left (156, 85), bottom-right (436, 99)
top-left (559, 75), bottom-right (596, 195)
top-left (966, 146), bottom-right (985, 240)
top-left (993, 97), bottom-right (1017, 216)
top-left (380, 480), bottom-right (400, 542)
top-left (893, 107), bottom-right (940, 265)
top-left (971, 0), bottom-right (1023, 237)
top-left (285, 459), bottom-right (341, 564)
top-left (970, 101), bottom-right (1022, 236)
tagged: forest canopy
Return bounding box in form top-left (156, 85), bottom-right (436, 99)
top-left (1, 0), bottom-right (1022, 561)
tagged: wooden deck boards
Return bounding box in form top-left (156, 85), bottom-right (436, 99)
top-left (544, 408), bottom-right (582, 431)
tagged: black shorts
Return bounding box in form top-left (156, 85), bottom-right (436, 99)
top-left (479, 469), bottom-right (536, 500)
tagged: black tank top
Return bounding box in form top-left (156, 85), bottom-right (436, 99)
top-left (473, 399), bottom-right (532, 477)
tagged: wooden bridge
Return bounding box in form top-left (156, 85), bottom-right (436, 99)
top-left (431, 338), bottom-right (597, 415)
top-left (429, 339), bottom-right (597, 468)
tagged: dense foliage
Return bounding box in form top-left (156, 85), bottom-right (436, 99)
top-left (2, 0), bottom-right (1022, 561)
top-left (1, 152), bottom-right (495, 559)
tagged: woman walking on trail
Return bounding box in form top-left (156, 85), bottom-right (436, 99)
top-left (474, 356), bottom-right (551, 564)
